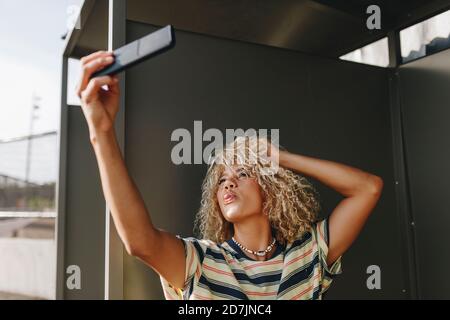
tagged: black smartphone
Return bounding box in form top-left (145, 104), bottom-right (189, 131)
top-left (91, 25), bottom-right (175, 78)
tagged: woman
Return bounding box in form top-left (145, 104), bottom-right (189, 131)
top-left (76, 51), bottom-right (383, 300)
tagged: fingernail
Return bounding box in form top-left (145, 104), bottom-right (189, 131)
top-left (106, 56), bottom-right (113, 62)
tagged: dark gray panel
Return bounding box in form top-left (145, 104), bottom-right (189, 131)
top-left (125, 0), bottom-right (450, 58)
top-left (64, 107), bottom-right (106, 299)
top-left (399, 49), bottom-right (450, 299)
top-left (124, 21), bottom-right (402, 299)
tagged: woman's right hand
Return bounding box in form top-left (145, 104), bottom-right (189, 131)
top-left (75, 52), bottom-right (193, 291)
top-left (76, 51), bottom-right (120, 137)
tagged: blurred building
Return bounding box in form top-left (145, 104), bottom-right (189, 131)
top-left (0, 131), bottom-right (57, 299)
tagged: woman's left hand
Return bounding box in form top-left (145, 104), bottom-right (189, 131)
top-left (257, 138), bottom-right (288, 169)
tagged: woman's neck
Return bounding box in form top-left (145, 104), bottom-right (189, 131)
top-left (232, 216), bottom-right (275, 261)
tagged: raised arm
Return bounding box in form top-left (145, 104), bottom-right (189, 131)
top-left (278, 150), bottom-right (383, 266)
top-left (76, 51), bottom-right (186, 289)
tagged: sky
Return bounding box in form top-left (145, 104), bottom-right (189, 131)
top-left (0, 0), bottom-right (82, 140)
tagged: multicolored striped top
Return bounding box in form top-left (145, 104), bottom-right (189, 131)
top-left (160, 218), bottom-right (342, 300)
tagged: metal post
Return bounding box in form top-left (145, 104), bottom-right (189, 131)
top-left (104, 0), bottom-right (126, 300)
top-left (55, 56), bottom-right (69, 300)
top-left (388, 69), bottom-right (420, 299)
top-left (388, 30), bottom-right (402, 68)
top-left (25, 93), bottom-right (40, 185)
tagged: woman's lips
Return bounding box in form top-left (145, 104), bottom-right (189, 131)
top-left (223, 192), bottom-right (236, 205)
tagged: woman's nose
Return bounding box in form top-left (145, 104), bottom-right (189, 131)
top-left (224, 179), bottom-right (236, 189)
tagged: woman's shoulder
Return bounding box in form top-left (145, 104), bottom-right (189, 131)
top-left (176, 235), bottom-right (222, 252)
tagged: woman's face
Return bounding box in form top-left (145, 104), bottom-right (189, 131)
top-left (216, 165), bottom-right (264, 223)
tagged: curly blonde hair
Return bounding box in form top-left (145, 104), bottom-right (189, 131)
top-left (194, 136), bottom-right (321, 245)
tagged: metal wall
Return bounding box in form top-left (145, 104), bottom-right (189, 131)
top-left (398, 48), bottom-right (450, 299)
top-left (123, 21), bottom-right (406, 299)
top-left (60, 107), bottom-right (106, 299)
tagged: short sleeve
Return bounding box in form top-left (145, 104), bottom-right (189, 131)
top-left (314, 218), bottom-right (343, 294)
top-left (159, 236), bottom-right (205, 300)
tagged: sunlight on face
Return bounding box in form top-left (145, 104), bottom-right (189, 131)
top-left (216, 165), bottom-right (264, 223)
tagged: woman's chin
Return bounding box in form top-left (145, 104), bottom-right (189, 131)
top-left (222, 205), bottom-right (244, 222)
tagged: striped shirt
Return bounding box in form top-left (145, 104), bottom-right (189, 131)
top-left (160, 218), bottom-right (342, 300)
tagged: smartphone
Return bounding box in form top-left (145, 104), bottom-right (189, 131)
top-left (91, 25), bottom-right (175, 78)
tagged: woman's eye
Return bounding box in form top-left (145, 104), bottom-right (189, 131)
top-left (239, 171), bottom-right (249, 178)
top-left (218, 178), bottom-right (225, 185)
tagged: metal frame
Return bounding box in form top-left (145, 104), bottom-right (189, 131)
top-left (55, 0), bottom-right (90, 299)
top-left (61, 0), bottom-right (95, 59)
top-left (56, 0), bottom-right (96, 298)
top-left (0, 212), bottom-right (56, 218)
top-left (56, 0), bottom-right (120, 300)
top-left (55, 54), bottom-right (68, 300)
top-left (388, 69), bottom-right (420, 299)
top-left (387, 31), bottom-right (402, 68)
top-left (104, 0), bottom-right (126, 300)
top-left (385, 23), bottom-right (421, 298)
